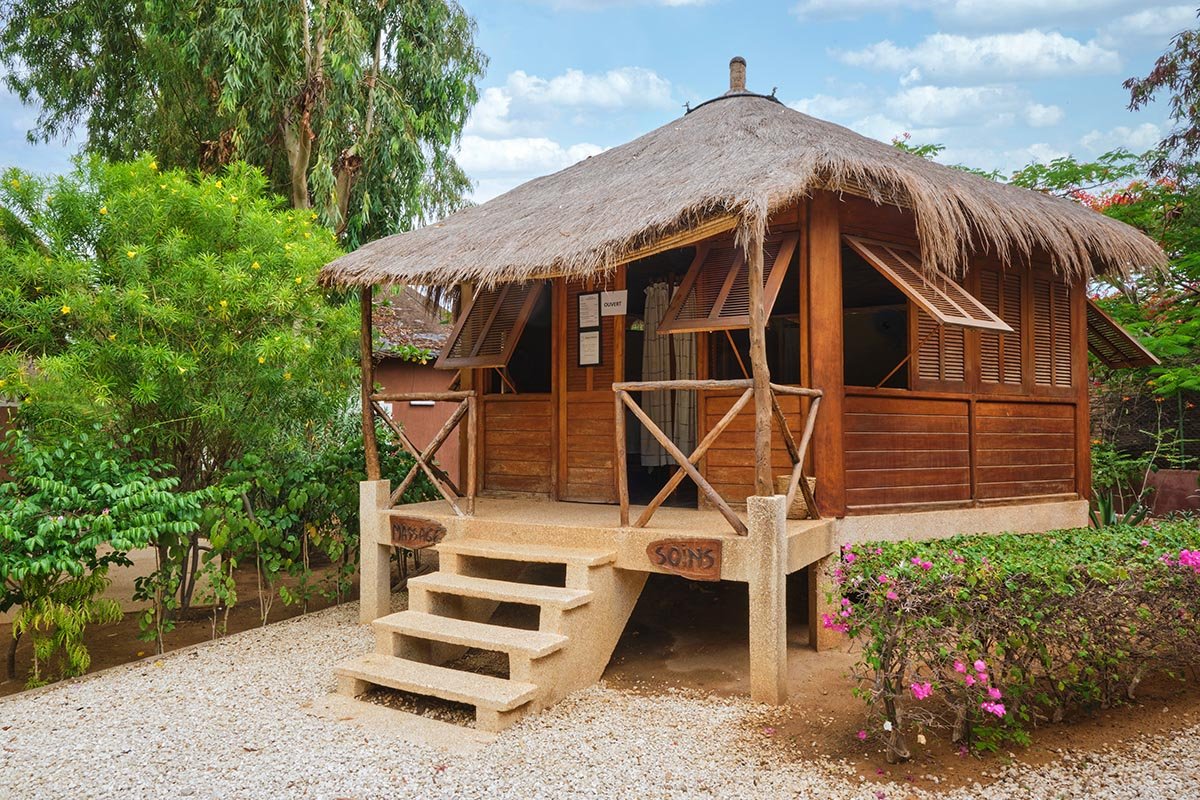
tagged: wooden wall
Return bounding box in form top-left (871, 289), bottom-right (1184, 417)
top-left (702, 391), bottom-right (804, 504)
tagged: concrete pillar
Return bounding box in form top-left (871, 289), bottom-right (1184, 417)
top-left (747, 494), bottom-right (788, 704)
top-left (359, 480), bottom-right (392, 623)
top-left (808, 553), bottom-right (846, 651)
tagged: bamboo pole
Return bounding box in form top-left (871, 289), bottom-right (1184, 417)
top-left (746, 224), bottom-right (773, 496)
top-left (360, 286), bottom-right (381, 481)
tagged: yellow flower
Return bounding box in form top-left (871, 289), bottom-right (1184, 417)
top-left (310, 212), bottom-right (317, 220)
top-left (99, 206), bottom-right (108, 215)
top-left (251, 261), bottom-right (261, 270)
top-left (9, 178), bottom-right (19, 189)
top-left (295, 276), bottom-right (302, 284)
top-left (257, 356), bottom-right (265, 365)
top-left (108, 333), bottom-right (117, 341)
top-left (60, 305), bottom-right (71, 315)
top-left (215, 179), bottom-right (223, 188)
top-left (283, 371), bottom-right (292, 380)
top-left (303, 231), bottom-right (311, 239)
top-left (149, 160), bottom-right (157, 171)
top-left (219, 299), bottom-right (228, 308)
top-left (178, 366), bottom-right (187, 374)
top-left (229, 195), bottom-right (238, 204)
top-left (284, 243), bottom-right (293, 250)
top-left (127, 250), bottom-right (136, 258)
top-left (207, 305), bottom-right (213, 311)
top-left (159, 184), bottom-right (166, 189)
top-left (0, 380), bottom-right (6, 388)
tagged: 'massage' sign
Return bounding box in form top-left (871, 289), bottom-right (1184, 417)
top-left (390, 516), bottom-right (446, 550)
top-left (646, 538), bottom-right (722, 581)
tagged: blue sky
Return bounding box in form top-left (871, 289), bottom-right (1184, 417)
top-left (2, 0), bottom-right (1191, 202)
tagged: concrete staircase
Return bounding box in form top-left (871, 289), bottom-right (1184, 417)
top-left (334, 538), bottom-right (647, 731)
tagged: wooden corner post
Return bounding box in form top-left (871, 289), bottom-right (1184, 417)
top-left (807, 193), bottom-right (846, 517)
top-left (360, 285), bottom-right (381, 481)
top-left (745, 220), bottom-right (773, 497)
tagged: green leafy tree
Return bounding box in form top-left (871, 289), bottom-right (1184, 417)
top-left (0, 0), bottom-right (486, 245)
top-left (1126, 10), bottom-right (1200, 176)
top-left (0, 427), bottom-right (204, 686)
top-left (0, 156), bottom-right (358, 612)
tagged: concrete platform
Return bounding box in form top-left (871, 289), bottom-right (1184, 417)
top-left (389, 496), bottom-right (836, 581)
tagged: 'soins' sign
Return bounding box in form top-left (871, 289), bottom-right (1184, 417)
top-left (390, 516), bottom-right (446, 550)
top-left (646, 538), bottom-right (722, 581)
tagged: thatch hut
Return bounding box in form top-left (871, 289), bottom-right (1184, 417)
top-left (323, 58), bottom-right (1163, 730)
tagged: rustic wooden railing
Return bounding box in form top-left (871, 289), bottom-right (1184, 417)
top-left (613, 379), bottom-right (822, 535)
top-left (369, 390), bottom-right (477, 515)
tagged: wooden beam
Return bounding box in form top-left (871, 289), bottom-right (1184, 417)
top-left (746, 223), bottom-right (773, 497)
top-left (1072, 279), bottom-right (1091, 502)
top-left (620, 391), bottom-right (747, 535)
top-left (620, 215), bottom-right (739, 265)
top-left (808, 192), bottom-right (846, 517)
top-left (360, 286), bottom-right (381, 481)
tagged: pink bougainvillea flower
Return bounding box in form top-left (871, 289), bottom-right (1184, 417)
top-left (987, 686), bottom-right (1003, 700)
top-left (1140, 539), bottom-right (1150, 547)
top-left (980, 701), bottom-right (1007, 718)
top-left (844, 551), bottom-right (857, 564)
top-left (886, 590), bottom-right (899, 601)
top-left (856, 729), bottom-right (868, 741)
top-left (964, 675), bottom-right (976, 687)
top-left (973, 659), bottom-right (987, 673)
top-left (953, 660), bottom-right (966, 673)
top-left (911, 682), bottom-right (933, 701)
top-left (821, 614), bottom-right (850, 634)
top-left (877, 574), bottom-right (890, 585)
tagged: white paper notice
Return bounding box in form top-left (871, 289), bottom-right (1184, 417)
top-left (578, 293), bottom-right (601, 328)
top-left (579, 330), bottom-right (601, 366)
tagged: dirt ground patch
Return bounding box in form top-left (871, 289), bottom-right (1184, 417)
top-left (1, 562), bottom-right (358, 697)
top-left (603, 572), bottom-right (1200, 793)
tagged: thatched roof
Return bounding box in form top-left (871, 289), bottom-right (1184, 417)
top-left (374, 286), bottom-right (451, 356)
top-left (321, 62), bottom-right (1166, 289)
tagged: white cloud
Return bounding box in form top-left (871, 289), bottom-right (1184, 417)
top-left (1080, 122), bottom-right (1164, 154)
top-left (1023, 102), bottom-right (1064, 128)
top-left (787, 93), bottom-right (873, 119)
top-left (838, 30), bottom-right (1120, 81)
top-left (465, 66), bottom-right (674, 136)
top-left (794, 0), bottom-right (1183, 30)
top-left (1098, 5), bottom-right (1196, 47)
top-left (458, 136), bottom-right (603, 176)
top-left (886, 85), bottom-right (1013, 126)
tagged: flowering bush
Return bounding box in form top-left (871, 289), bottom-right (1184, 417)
top-left (829, 522), bottom-right (1200, 762)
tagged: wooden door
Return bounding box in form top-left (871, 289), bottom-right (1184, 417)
top-left (556, 274), bottom-right (624, 502)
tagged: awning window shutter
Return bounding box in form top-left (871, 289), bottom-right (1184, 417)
top-left (844, 236), bottom-right (1012, 333)
top-left (657, 232), bottom-right (799, 333)
top-left (435, 282), bottom-right (543, 369)
top-left (1086, 299), bottom-right (1160, 369)
top-left (916, 311), bottom-right (966, 384)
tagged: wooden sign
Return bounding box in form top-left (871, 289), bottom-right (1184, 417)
top-left (646, 538), bottom-right (722, 581)
top-left (389, 516), bottom-right (446, 550)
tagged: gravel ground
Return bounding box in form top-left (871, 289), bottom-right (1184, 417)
top-left (2, 603), bottom-right (1198, 800)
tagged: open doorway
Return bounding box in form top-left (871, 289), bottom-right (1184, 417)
top-left (622, 250), bottom-right (700, 508)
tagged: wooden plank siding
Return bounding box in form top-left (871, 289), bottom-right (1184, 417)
top-left (481, 394), bottom-right (555, 494)
top-left (702, 391), bottom-right (805, 504)
top-left (974, 401), bottom-right (1076, 499)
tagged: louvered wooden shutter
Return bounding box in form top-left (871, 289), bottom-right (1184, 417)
top-left (1033, 277), bottom-right (1072, 388)
top-left (845, 236), bottom-right (1011, 332)
top-left (916, 311), bottom-right (965, 384)
top-left (657, 232), bottom-right (798, 333)
top-left (436, 282), bottom-right (543, 369)
top-left (1086, 300), bottom-right (1160, 369)
top-left (978, 270), bottom-right (1023, 386)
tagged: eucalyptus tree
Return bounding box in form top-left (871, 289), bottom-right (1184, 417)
top-left (0, 0), bottom-right (486, 245)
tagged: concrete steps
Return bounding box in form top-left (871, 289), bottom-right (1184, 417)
top-left (335, 537), bottom-right (645, 732)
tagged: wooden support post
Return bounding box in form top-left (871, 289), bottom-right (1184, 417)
top-left (807, 192), bottom-right (846, 517)
top-left (1072, 279), bottom-right (1091, 502)
top-left (615, 390), bottom-right (629, 526)
top-left (359, 479), bottom-right (392, 623)
top-left (745, 222), bottom-right (773, 497)
top-left (748, 494), bottom-right (788, 703)
top-left (466, 394), bottom-right (478, 515)
top-left (360, 286), bottom-right (381, 482)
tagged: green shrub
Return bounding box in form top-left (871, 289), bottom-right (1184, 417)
top-left (827, 522), bottom-right (1200, 761)
top-left (0, 427), bottom-right (203, 686)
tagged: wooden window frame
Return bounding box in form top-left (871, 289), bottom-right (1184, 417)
top-left (657, 232), bottom-right (799, 334)
top-left (435, 282), bottom-right (544, 370)
top-left (974, 267), bottom-right (1026, 395)
top-left (1031, 273), bottom-right (1074, 396)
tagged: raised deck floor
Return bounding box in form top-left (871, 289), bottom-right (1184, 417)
top-left (391, 496), bottom-right (835, 581)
